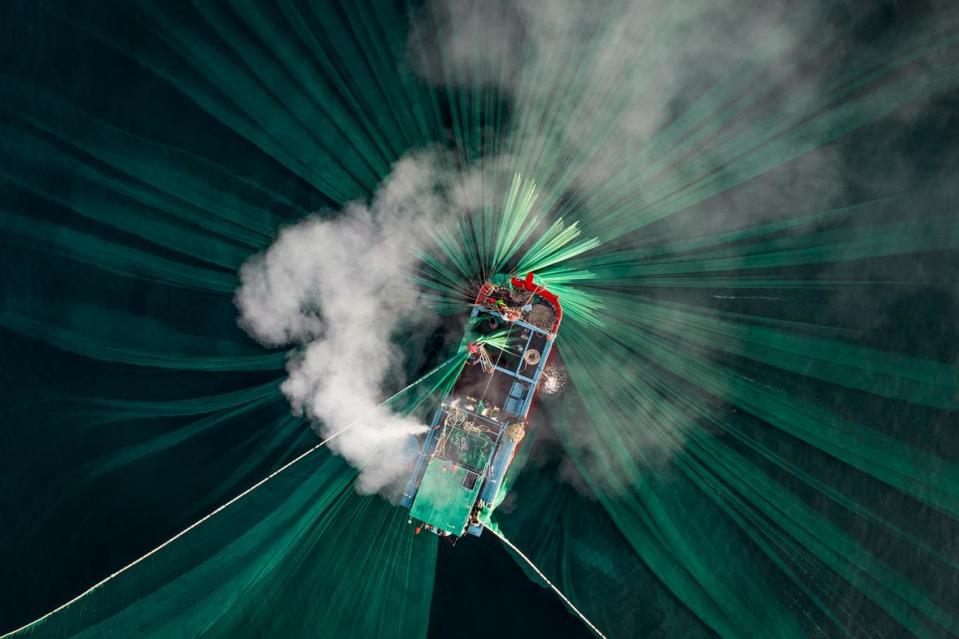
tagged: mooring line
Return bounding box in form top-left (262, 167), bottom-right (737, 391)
top-left (483, 523), bottom-right (608, 639)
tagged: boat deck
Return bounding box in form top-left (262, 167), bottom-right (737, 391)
top-left (403, 275), bottom-right (561, 537)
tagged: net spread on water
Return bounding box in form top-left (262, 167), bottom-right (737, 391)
top-left (2, 1), bottom-right (959, 638)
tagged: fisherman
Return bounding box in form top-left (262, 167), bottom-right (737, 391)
top-left (495, 298), bottom-right (520, 321)
top-left (466, 342), bottom-right (480, 365)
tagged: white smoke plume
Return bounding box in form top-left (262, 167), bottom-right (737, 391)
top-left (408, 0), bottom-right (849, 238)
top-left (406, 0), bottom-right (836, 485)
top-left (405, 0), bottom-right (959, 492)
top-left (236, 151), bottom-right (455, 496)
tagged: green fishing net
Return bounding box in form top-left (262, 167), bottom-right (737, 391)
top-left (2, 1), bottom-right (959, 638)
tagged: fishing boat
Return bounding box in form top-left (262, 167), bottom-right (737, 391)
top-left (401, 273), bottom-right (562, 537)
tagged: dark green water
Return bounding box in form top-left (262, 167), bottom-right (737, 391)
top-left (0, 1), bottom-right (597, 635)
top-left (1, 1), bottom-right (958, 637)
